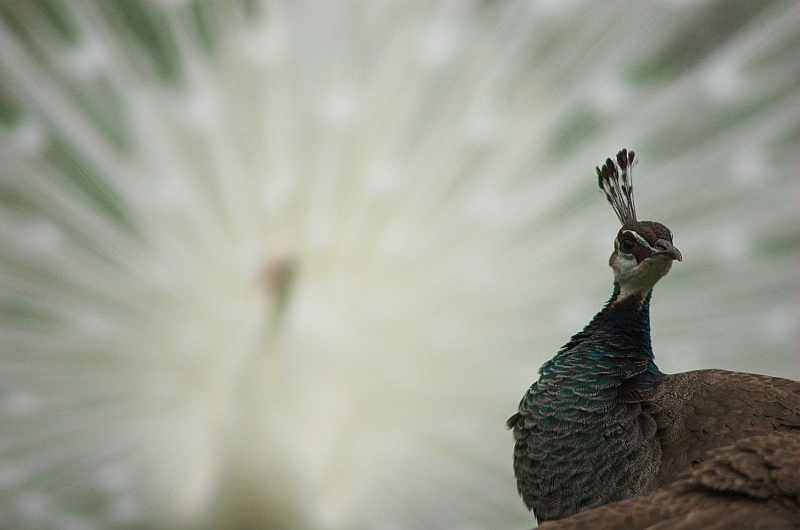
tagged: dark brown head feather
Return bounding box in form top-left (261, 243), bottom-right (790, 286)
top-left (621, 221), bottom-right (673, 247)
top-left (617, 221), bottom-right (674, 263)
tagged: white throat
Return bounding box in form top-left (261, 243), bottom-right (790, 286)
top-left (612, 253), bottom-right (674, 299)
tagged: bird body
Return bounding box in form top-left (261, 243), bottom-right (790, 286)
top-left (508, 150), bottom-right (800, 524)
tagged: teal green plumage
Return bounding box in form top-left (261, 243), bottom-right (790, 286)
top-left (508, 285), bottom-right (663, 522)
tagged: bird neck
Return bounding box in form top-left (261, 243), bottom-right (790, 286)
top-left (542, 282), bottom-right (662, 387)
top-left (596, 281), bottom-right (654, 359)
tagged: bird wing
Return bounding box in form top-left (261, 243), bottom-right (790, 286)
top-left (537, 432), bottom-right (800, 530)
top-left (652, 369), bottom-right (800, 486)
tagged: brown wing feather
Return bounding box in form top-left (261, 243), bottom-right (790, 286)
top-left (652, 369), bottom-right (800, 486)
top-left (538, 432), bottom-right (800, 530)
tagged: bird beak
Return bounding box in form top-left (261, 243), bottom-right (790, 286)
top-left (652, 239), bottom-right (682, 262)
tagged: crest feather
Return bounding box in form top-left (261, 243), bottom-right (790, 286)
top-left (597, 148), bottom-right (637, 225)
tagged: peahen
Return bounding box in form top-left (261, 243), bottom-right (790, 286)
top-left (507, 149), bottom-right (800, 524)
top-left (537, 431), bottom-right (800, 530)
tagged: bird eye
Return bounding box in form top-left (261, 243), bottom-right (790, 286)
top-left (620, 238), bottom-right (636, 253)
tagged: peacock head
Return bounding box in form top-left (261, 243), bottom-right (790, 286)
top-left (597, 149), bottom-right (682, 298)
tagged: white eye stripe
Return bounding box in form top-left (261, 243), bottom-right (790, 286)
top-left (621, 230), bottom-right (658, 252)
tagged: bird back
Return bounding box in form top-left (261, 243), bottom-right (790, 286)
top-left (652, 369), bottom-right (800, 486)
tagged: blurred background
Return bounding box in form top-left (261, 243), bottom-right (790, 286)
top-left (0, 1), bottom-right (797, 528)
